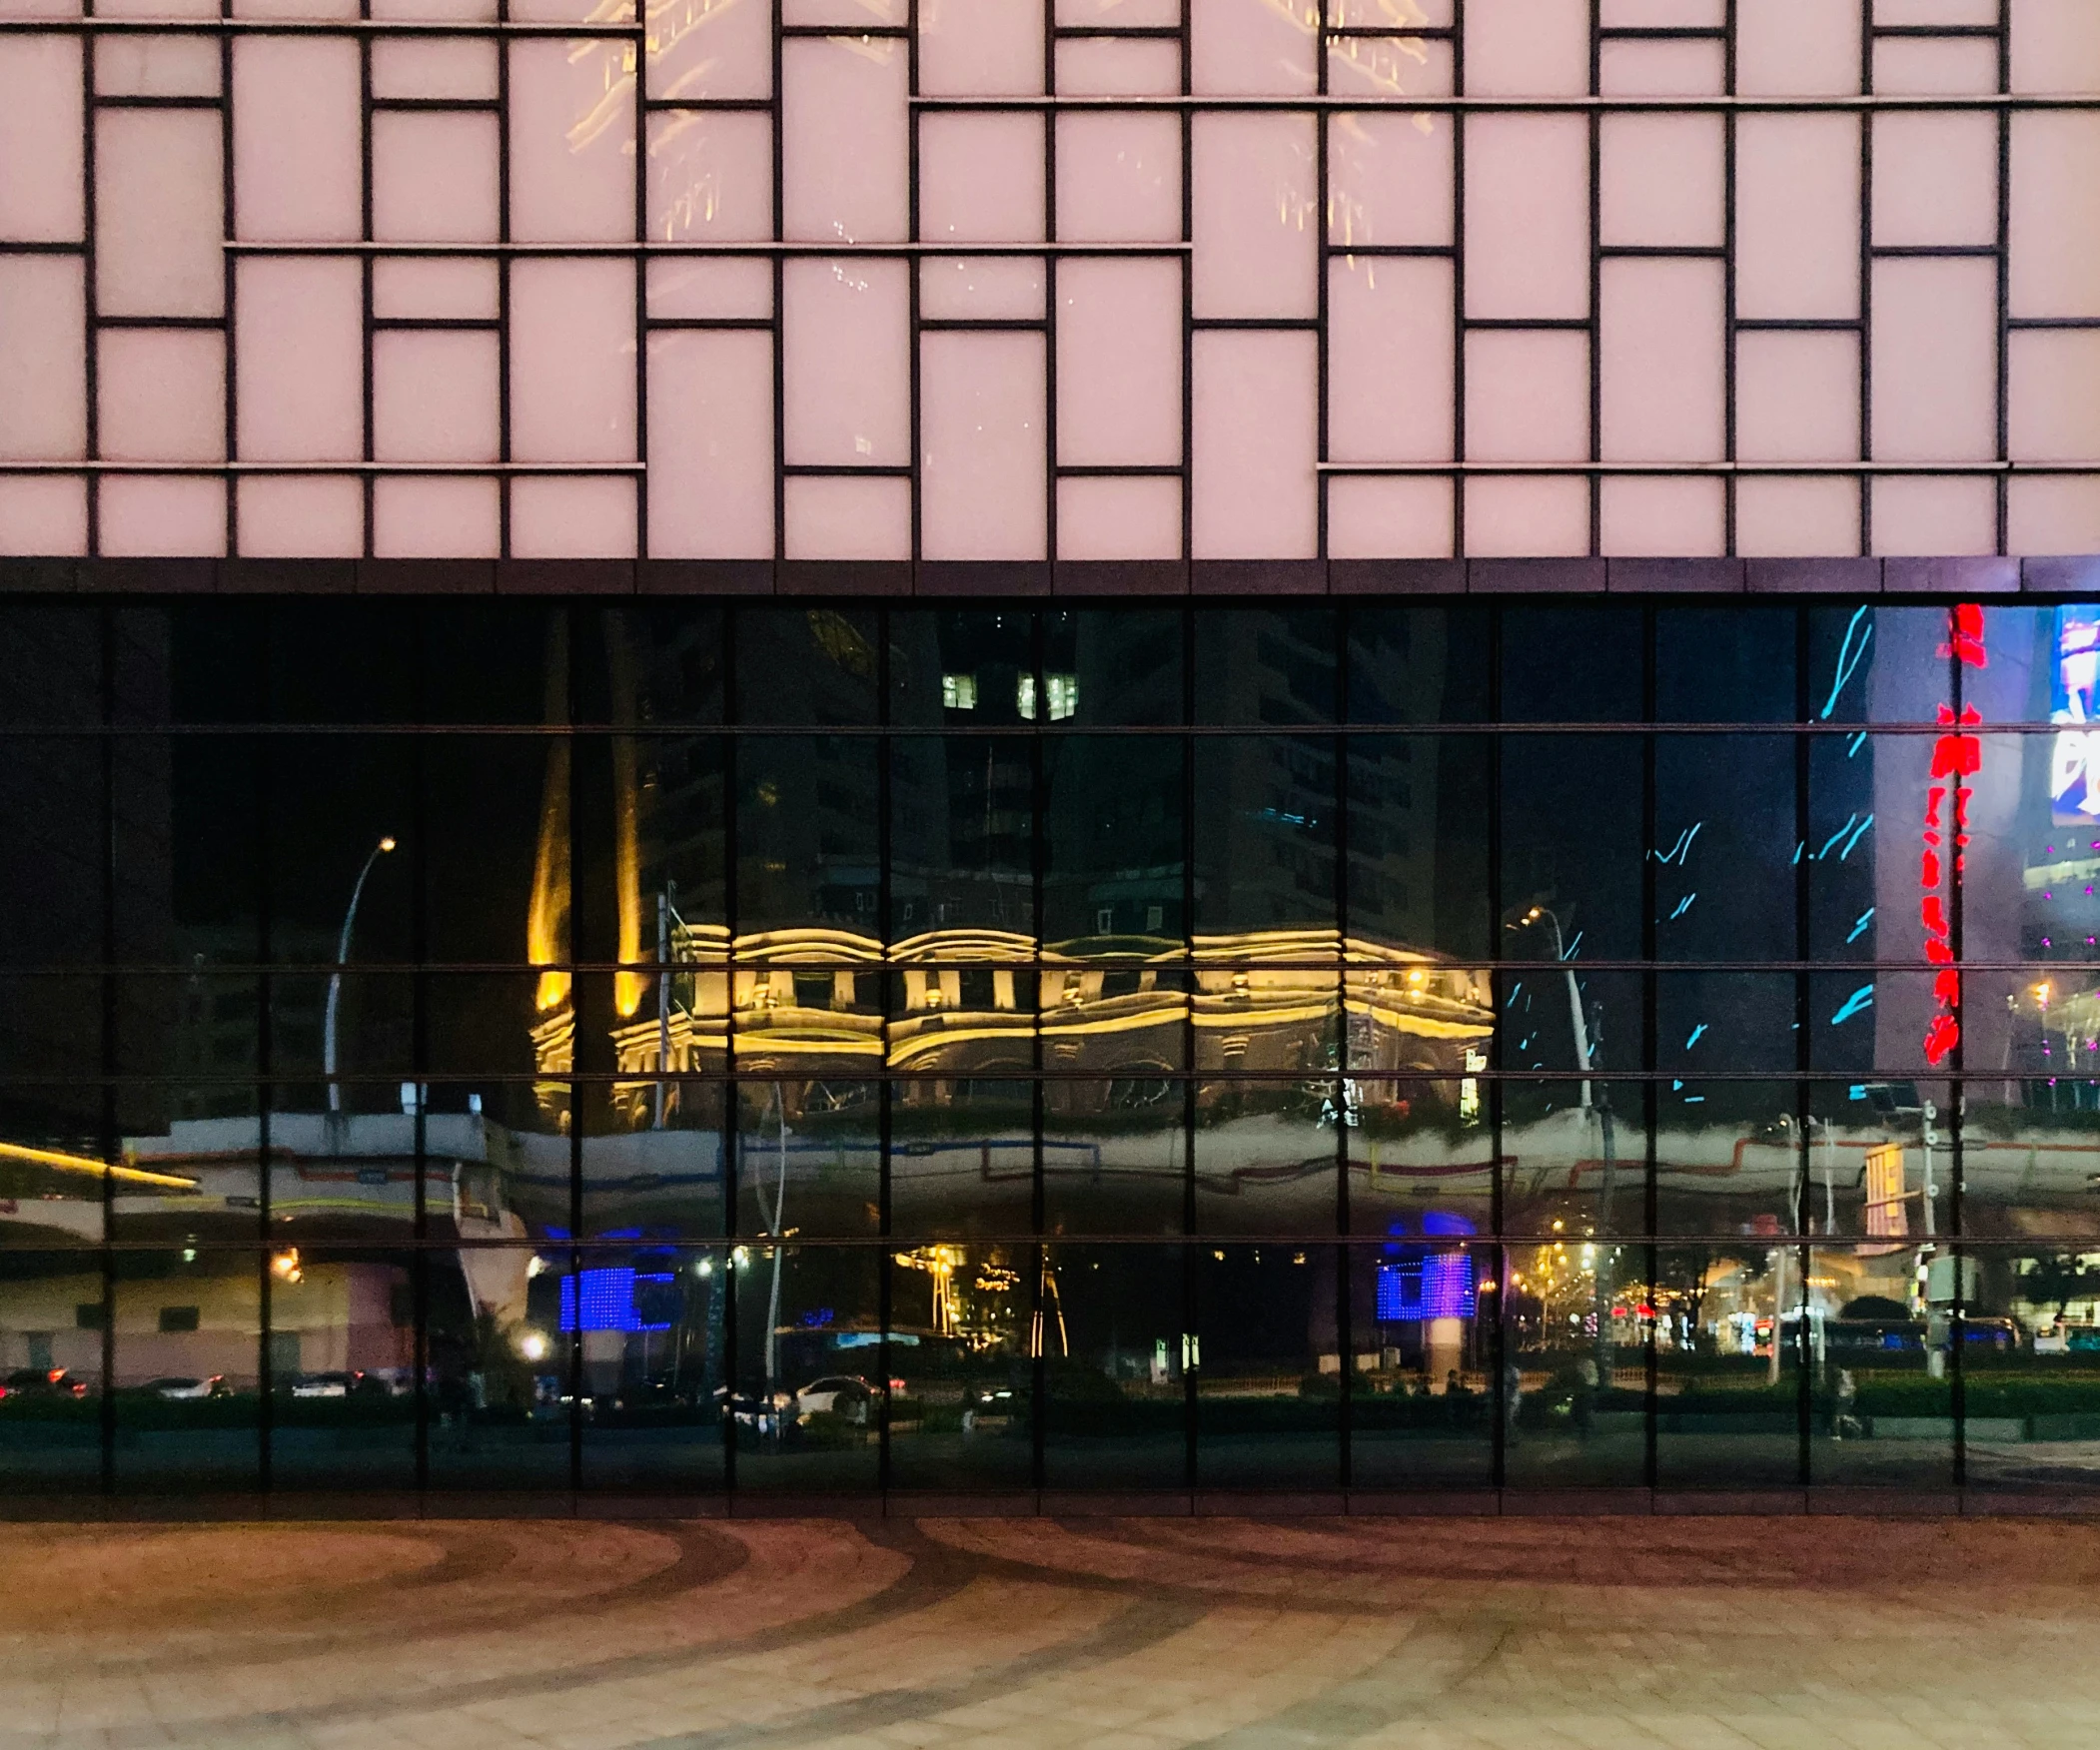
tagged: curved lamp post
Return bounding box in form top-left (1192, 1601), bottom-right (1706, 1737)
top-left (324, 835), bottom-right (397, 1113)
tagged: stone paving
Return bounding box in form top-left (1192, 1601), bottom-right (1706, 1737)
top-left (2, 1514), bottom-right (2097, 1749)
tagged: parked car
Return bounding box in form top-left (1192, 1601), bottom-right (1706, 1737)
top-left (794, 1375), bottom-right (877, 1425)
top-left (288, 1370), bottom-right (378, 1398)
top-left (0, 1367), bottom-right (88, 1399)
top-left (142, 1375), bottom-right (227, 1400)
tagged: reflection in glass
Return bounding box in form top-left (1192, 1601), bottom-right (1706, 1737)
top-left (731, 1243), bottom-right (881, 1494)
top-left (268, 1246), bottom-right (418, 1491)
top-left (1348, 1240), bottom-right (1495, 1492)
top-left (1502, 1241), bottom-right (1648, 1490)
top-left (1193, 1077), bottom-right (1337, 1238)
top-left (576, 1244), bottom-right (729, 1494)
top-left (1805, 1242), bottom-right (1953, 1491)
top-left (1041, 1245), bottom-right (1186, 1491)
top-left (736, 1079), bottom-right (879, 1239)
top-left (885, 1242), bottom-right (1035, 1493)
top-left (0, 1250), bottom-right (105, 1491)
top-left (1195, 1244), bottom-right (1336, 1489)
top-left (110, 1249), bottom-right (260, 1492)
top-left (1652, 1242), bottom-right (1802, 1490)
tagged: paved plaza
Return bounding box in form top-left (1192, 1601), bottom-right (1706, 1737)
top-left (3, 1512), bottom-right (2097, 1750)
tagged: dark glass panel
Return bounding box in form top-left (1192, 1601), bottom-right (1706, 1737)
top-left (1040, 1243), bottom-right (1187, 1491)
top-left (575, 1243), bottom-right (729, 1494)
top-left (424, 734), bottom-right (564, 967)
top-left (0, 738), bottom-right (105, 967)
top-left (733, 608), bottom-right (880, 727)
top-left (1347, 1077), bottom-right (1494, 1240)
top-left (1652, 735), bottom-right (1795, 962)
top-left (1501, 1242), bottom-right (1648, 1491)
top-left (1194, 1242), bottom-right (1337, 1489)
top-left (889, 733), bottom-right (1035, 937)
top-left (889, 609), bottom-right (1035, 729)
top-left (1347, 604), bottom-right (1490, 726)
top-left (1043, 732), bottom-right (1184, 950)
top-left (885, 1242), bottom-right (1035, 1493)
top-left (1806, 604), bottom-right (1951, 727)
top-left (0, 1249), bottom-right (105, 1491)
top-left (1045, 608), bottom-right (1184, 728)
top-left (267, 1244), bottom-right (419, 1491)
top-left (736, 735), bottom-right (880, 936)
top-left (0, 604), bottom-right (101, 726)
top-left (1347, 1240), bottom-right (1496, 1491)
top-left (1499, 734), bottom-right (1643, 962)
top-left (266, 736), bottom-right (414, 967)
top-left (594, 604), bottom-right (726, 727)
top-left (1654, 605), bottom-right (1795, 724)
top-left (1500, 605), bottom-right (1641, 724)
top-left (1345, 734), bottom-right (1492, 961)
top-left (425, 1242), bottom-right (573, 1492)
top-left (729, 1242), bottom-right (882, 1495)
top-left (111, 1247), bottom-right (259, 1493)
top-left (1193, 736), bottom-right (1336, 934)
top-left (1193, 609), bottom-right (1337, 726)
top-left (1655, 972), bottom-right (1795, 1079)
top-left (266, 599), bottom-right (418, 725)
top-left (735, 1078), bottom-right (879, 1240)
top-left (422, 601), bottom-right (569, 725)
top-left (1806, 1241), bottom-right (1954, 1492)
top-left (1652, 1240), bottom-right (1803, 1490)
top-left (1193, 1075), bottom-right (1338, 1238)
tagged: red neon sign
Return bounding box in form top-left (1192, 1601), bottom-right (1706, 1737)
top-left (1921, 606), bottom-right (1986, 1067)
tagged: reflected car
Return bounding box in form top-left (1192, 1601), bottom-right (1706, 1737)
top-left (0, 1367), bottom-right (89, 1399)
top-left (288, 1370), bottom-right (369, 1398)
top-left (794, 1374), bottom-right (877, 1424)
top-left (143, 1375), bottom-right (228, 1400)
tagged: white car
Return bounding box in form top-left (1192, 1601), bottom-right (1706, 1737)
top-left (144, 1375), bottom-right (225, 1400)
top-left (794, 1375), bottom-right (875, 1424)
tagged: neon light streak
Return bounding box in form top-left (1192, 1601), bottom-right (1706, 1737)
top-left (1845, 908), bottom-right (1876, 944)
top-left (1920, 605), bottom-right (1987, 1068)
top-left (1838, 814), bottom-right (1874, 859)
top-left (1819, 606), bottom-right (1872, 720)
top-left (1847, 730), bottom-right (1868, 758)
top-left (1830, 985), bottom-right (1875, 1025)
top-left (1669, 893), bottom-right (1696, 919)
top-left (1684, 1024), bottom-right (1707, 1049)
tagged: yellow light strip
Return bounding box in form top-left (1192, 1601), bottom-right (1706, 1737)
top-left (0, 1141), bottom-right (200, 1192)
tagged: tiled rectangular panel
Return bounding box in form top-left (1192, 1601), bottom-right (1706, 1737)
top-left (1, 0), bottom-right (2099, 563)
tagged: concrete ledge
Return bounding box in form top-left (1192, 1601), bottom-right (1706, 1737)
top-left (5, 554), bottom-right (2100, 599)
top-left (1652, 1490), bottom-right (1807, 1516)
top-left (1347, 1490), bottom-right (1501, 1516)
top-left (1039, 1491), bottom-right (1194, 1516)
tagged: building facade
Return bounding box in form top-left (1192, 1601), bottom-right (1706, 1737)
top-left (4, 0), bottom-right (2100, 1511)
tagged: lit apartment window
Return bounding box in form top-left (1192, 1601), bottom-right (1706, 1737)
top-left (941, 673), bottom-right (976, 710)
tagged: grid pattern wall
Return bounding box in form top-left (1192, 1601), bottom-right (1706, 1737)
top-left (7, 594), bottom-right (2100, 1502)
top-left (4, 1), bottom-right (2100, 565)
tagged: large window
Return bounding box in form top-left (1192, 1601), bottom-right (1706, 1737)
top-left (2, 594), bottom-right (2098, 1503)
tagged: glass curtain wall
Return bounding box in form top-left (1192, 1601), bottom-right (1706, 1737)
top-left (3, 595), bottom-right (2098, 1504)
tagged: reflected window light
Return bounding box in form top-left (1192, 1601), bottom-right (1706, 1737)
top-left (942, 672), bottom-right (977, 710)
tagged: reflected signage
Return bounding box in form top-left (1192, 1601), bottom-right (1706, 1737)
top-left (2051, 606), bottom-right (2100, 823)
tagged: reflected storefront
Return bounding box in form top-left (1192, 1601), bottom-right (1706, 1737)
top-left (7, 597), bottom-right (2100, 1507)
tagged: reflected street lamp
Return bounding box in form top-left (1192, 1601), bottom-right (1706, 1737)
top-left (324, 835), bottom-right (397, 1114)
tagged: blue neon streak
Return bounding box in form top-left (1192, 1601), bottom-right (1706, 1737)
top-left (1684, 1096), bottom-right (1705, 1104)
top-left (1839, 814), bottom-right (1875, 860)
top-left (1563, 930), bottom-right (1583, 960)
top-left (1505, 982), bottom-right (1523, 1008)
top-left (1819, 606), bottom-right (1872, 720)
top-left (1669, 893), bottom-right (1697, 920)
top-left (1792, 841), bottom-right (1804, 865)
top-left (1829, 984), bottom-right (1875, 1025)
top-left (1817, 814), bottom-right (1857, 860)
top-left (1847, 730), bottom-right (1868, 758)
top-left (1845, 907), bottom-right (1876, 944)
top-left (1652, 823), bottom-right (1702, 866)
top-left (1685, 1023), bottom-right (1707, 1049)
top-left (1671, 1079), bottom-right (1684, 1091)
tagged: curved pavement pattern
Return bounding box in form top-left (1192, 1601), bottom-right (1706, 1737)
top-left (3, 1515), bottom-right (2097, 1749)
